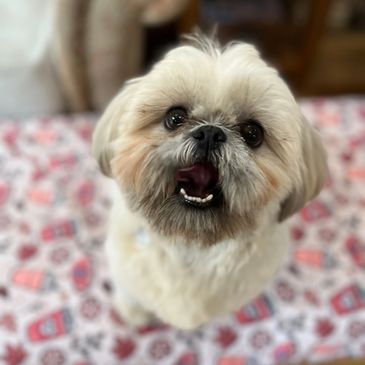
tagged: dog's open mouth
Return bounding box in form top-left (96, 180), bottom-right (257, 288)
top-left (175, 162), bottom-right (221, 207)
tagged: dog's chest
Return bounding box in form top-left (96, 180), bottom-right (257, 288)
top-left (107, 217), bottom-right (288, 327)
top-left (136, 229), bottom-right (282, 297)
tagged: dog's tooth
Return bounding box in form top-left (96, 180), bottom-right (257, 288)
top-left (181, 192), bottom-right (213, 204)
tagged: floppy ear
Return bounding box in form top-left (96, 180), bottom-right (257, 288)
top-left (92, 80), bottom-right (138, 176)
top-left (279, 117), bottom-right (328, 221)
top-left (92, 96), bottom-right (122, 176)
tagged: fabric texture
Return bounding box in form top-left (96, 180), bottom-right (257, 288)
top-left (0, 98), bottom-right (365, 365)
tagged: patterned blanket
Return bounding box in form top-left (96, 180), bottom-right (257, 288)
top-left (0, 98), bottom-right (365, 365)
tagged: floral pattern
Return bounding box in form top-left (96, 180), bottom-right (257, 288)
top-left (0, 98), bottom-right (365, 364)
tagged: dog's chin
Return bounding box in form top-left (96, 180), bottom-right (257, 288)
top-left (130, 161), bottom-right (256, 246)
top-left (152, 196), bottom-right (253, 245)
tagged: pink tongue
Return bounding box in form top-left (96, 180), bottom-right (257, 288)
top-left (175, 163), bottom-right (219, 198)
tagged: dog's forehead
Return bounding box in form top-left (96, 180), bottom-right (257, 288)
top-left (152, 44), bottom-right (295, 114)
top-left (159, 44), bottom-right (269, 87)
top-left (145, 44), bottom-right (297, 132)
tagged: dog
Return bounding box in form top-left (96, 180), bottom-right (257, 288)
top-left (92, 34), bottom-right (327, 330)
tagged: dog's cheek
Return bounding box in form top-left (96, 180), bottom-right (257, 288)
top-left (225, 160), bottom-right (279, 213)
top-left (111, 135), bottom-right (157, 194)
top-left (255, 161), bottom-right (280, 206)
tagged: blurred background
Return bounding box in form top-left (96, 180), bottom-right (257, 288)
top-left (1, 0), bottom-right (364, 118)
top-left (148, 0), bottom-right (365, 96)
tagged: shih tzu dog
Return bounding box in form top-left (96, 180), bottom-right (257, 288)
top-left (92, 35), bottom-right (327, 329)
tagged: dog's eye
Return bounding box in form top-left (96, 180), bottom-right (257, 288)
top-left (240, 120), bottom-right (264, 148)
top-left (164, 107), bottom-right (188, 130)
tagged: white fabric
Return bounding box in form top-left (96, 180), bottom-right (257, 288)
top-left (0, 0), bottom-right (65, 118)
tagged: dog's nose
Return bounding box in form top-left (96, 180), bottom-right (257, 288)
top-left (191, 126), bottom-right (226, 155)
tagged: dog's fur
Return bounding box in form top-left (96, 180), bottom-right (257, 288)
top-left (92, 35), bottom-right (327, 329)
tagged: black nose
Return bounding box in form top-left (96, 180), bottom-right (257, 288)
top-left (191, 125), bottom-right (227, 156)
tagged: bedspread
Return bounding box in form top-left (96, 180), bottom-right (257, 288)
top-left (0, 98), bottom-right (365, 365)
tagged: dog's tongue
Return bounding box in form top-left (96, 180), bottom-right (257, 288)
top-left (176, 163), bottom-right (218, 198)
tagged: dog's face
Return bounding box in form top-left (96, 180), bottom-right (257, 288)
top-left (93, 36), bottom-right (327, 244)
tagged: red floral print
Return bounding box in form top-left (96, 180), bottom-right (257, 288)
top-left (112, 337), bottom-right (135, 359)
top-left (1, 344), bottom-right (27, 365)
top-left (215, 326), bottom-right (237, 348)
top-left (316, 318), bottom-right (335, 338)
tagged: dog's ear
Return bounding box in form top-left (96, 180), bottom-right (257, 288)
top-left (279, 116), bottom-right (328, 221)
top-left (92, 80), bottom-right (138, 176)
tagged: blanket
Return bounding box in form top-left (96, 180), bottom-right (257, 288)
top-left (0, 98), bottom-right (365, 365)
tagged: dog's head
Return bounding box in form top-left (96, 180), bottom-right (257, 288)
top-left (92, 35), bottom-right (327, 244)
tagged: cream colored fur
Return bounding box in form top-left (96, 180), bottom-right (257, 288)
top-left (93, 35), bottom-right (327, 329)
top-left (105, 181), bottom-right (289, 329)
